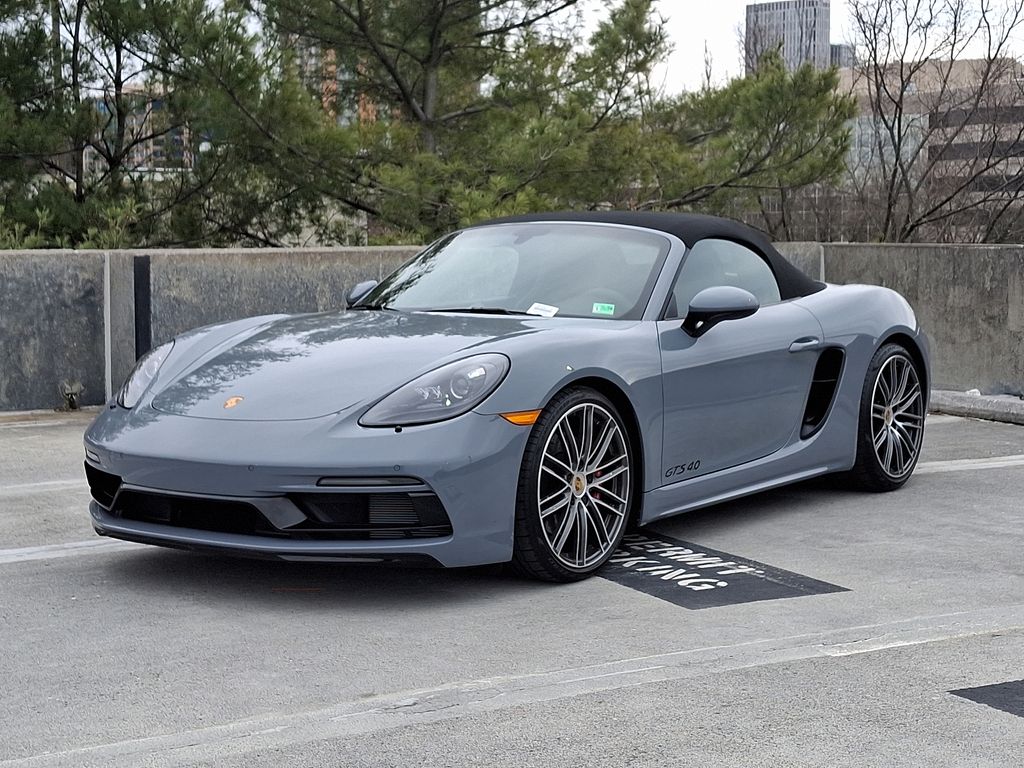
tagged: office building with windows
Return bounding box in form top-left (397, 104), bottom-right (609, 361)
top-left (745, 1), bottom-right (832, 73)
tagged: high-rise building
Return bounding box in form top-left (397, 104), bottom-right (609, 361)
top-left (284, 35), bottom-right (377, 126)
top-left (82, 84), bottom-right (194, 178)
top-left (830, 43), bottom-right (855, 68)
top-left (745, 1), bottom-right (832, 73)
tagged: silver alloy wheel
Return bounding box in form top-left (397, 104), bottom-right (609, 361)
top-left (870, 353), bottom-right (924, 478)
top-left (537, 402), bottom-right (630, 569)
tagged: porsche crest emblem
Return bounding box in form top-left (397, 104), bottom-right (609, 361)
top-left (223, 395), bottom-right (245, 409)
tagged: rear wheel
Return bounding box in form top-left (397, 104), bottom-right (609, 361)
top-left (849, 343), bottom-right (925, 491)
top-left (511, 387), bottom-right (634, 582)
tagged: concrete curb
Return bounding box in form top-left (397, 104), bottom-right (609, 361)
top-left (0, 406), bottom-right (101, 424)
top-left (930, 389), bottom-right (1024, 426)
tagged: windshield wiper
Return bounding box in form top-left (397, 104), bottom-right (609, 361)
top-left (348, 303), bottom-right (397, 311)
top-left (423, 307), bottom-right (533, 316)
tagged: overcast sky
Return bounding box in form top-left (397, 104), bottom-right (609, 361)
top-left (584, 0), bottom-right (854, 93)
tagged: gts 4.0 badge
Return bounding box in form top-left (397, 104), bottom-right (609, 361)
top-left (665, 459), bottom-right (701, 479)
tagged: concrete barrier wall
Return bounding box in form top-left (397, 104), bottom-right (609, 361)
top-left (0, 251), bottom-right (106, 411)
top-left (822, 243), bottom-right (1024, 395)
top-left (773, 242), bottom-right (824, 282)
top-left (0, 242), bottom-right (1021, 411)
top-left (775, 242), bottom-right (1024, 394)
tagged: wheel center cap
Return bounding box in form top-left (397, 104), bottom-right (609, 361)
top-left (884, 407), bottom-right (894, 426)
top-left (572, 474), bottom-right (587, 497)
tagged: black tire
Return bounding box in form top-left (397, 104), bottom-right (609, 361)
top-left (848, 343), bottom-right (926, 491)
top-left (511, 387), bottom-right (636, 582)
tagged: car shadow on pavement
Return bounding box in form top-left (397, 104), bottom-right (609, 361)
top-left (647, 475), bottom-right (859, 539)
top-left (100, 547), bottom-right (552, 611)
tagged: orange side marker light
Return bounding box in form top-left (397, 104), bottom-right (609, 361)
top-left (501, 410), bottom-right (542, 426)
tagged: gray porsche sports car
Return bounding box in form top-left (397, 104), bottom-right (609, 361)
top-left (84, 211), bottom-right (929, 581)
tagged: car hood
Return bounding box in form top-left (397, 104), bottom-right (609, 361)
top-left (150, 310), bottom-right (541, 421)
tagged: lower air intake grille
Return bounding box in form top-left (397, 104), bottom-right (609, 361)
top-left (114, 490), bottom-right (277, 536)
top-left (85, 462), bottom-right (122, 509)
top-left (106, 488), bottom-right (453, 541)
top-left (290, 492), bottom-right (453, 540)
top-left (369, 495), bottom-right (420, 526)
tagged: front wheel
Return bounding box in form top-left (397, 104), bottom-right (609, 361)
top-left (511, 387), bottom-right (635, 582)
top-left (849, 343), bottom-right (926, 491)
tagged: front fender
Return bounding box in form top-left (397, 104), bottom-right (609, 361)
top-left (474, 321), bottom-right (665, 492)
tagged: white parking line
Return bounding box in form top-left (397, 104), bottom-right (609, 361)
top-left (0, 419), bottom-right (85, 430)
top-left (0, 479), bottom-right (83, 494)
top-left (915, 453), bottom-right (1024, 474)
top-left (0, 539), bottom-right (139, 565)
top-left (924, 414), bottom-right (963, 425)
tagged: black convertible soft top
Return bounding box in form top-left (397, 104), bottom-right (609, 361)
top-left (480, 210), bottom-right (824, 300)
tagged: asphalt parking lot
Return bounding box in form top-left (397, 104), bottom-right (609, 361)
top-left (1, 410), bottom-right (1023, 767)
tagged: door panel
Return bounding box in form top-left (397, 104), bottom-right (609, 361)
top-left (658, 302), bottom-right (823, 485)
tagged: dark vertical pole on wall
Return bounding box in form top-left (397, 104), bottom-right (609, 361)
top-left (133, 255), bottom-right (152, 360)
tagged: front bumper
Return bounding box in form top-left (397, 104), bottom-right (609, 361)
top-left (90, 503), bottom-right (448, 566)
top-left (84, 405), bottom-right (530, 567)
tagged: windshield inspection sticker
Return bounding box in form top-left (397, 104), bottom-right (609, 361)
top-left (599, 532), bottom-right (848, 609)
top-left (592, 302), bottom-right (616, 316)
top-left (526, 302), bottom-right (559, 317)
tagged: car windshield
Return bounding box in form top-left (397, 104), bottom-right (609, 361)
top-left (360, 223), bottom-right (672, 320)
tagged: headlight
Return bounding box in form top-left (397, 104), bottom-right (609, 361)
top-left (360, 354), bottom-right (510, 427)
top-left (116, 341), bottom-right (174, 408)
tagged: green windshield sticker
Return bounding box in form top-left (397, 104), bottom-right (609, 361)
top-left (592, 302), bottom-right (616, 316)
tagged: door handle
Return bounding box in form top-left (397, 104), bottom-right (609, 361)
top-left (789, 337), bottom-right (821, 353)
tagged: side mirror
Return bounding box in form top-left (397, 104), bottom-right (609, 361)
top-left (682, 286), bottom-right (759, 338)
top-left (346, 279), bottom-right (379, 307)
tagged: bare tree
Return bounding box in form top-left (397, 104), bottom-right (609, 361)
top-left (843, 0), bottom-right (1024, 242)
